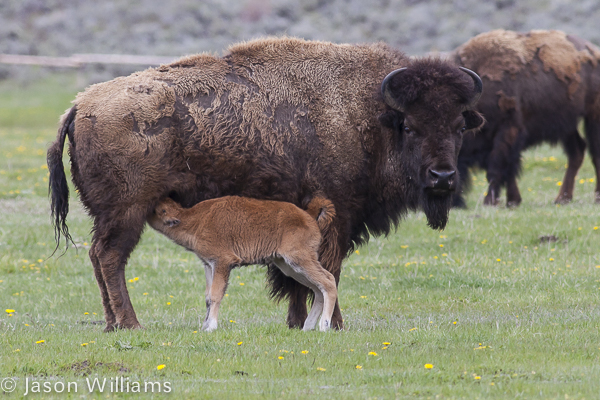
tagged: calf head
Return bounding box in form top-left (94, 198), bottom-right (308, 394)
top-left (381, 58), bottom-right (484, 229)
top-left (149, 198), bottom-right (182, 230)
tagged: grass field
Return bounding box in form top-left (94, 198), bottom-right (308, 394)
top-left (1, 75), bottom-right (599, 399)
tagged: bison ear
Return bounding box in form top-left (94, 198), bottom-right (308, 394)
top-left (462, 110), bottom-right (485, 131)
top-left (379, 110), bottom-right (405, 133)
top-left (166, 217), bottom-right (180, 227)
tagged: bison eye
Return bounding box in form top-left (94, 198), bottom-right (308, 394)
top-left (460, 126), bottom-right (467, 133)
top-left (404, 126), bottom-right (413, 135)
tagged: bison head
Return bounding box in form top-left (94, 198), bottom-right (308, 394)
top-left (380, 58), bottom-right (484, 230)
top-left (148, 198), bottom-right (182, 230)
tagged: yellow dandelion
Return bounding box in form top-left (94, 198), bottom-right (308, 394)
top-left (134, 277), bottom-right (139, 281)
top-left (166, 302), bottom-right (171, 305)
top-left (237, 341), bottom-right (243, 346)
top-left (5, 309), bottom-right (15, 313)
top-left (549, 258), bottom-right (554, 261)
top-left (84, 312), bottom-right (89, 315)
top-left (355, 365), bottom-right (363, 369)
top-left (229, 320), bottom-right (236, 323)
top-left (355, 250), bottom-right (360, 255)
top-left (81, 343), bottom-right (88, 346)
top-left (193, 331), bottom-right (198, 334)
top-left (439, 244), bottom-right (444, 247)
top-left (594, 226), bottom-right (599, 230)
top-left (368, 352), bottom-right (378, 356)
top-left (453, 321), bottom-right (457, 325)
top-left (409, 327), bottom-right (418, 331)
top-left (360, 295), bottom-right (367, 299)
top-left (556, 181), bottom-right (562, 186)
top-left (239, 282), bottom-right (245, 286)
top-left (128, 279), bottom-right (134, 283)
top-left (317, 367), bottom-right (326, 371)
top-left (382, 342), bottom-right (391, 345)
top-left (400, 245), bottom-right (408, 249)
top-left (474, 376), bottom-right (481, 380)
top-left (157, 364), bottom-right (166, 370)
top-left (36, 340), bottom-right (45, 344)
top-left (424, 364), bottom-right (433, 369)
top-left (143, 292), bottom-right (148, 295)
top-left (278, 356), bottom-right (284, 360)
top-left (301, 350), bottom-right (309, 354)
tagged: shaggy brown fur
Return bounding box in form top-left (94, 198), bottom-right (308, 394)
top-left (452, 29), bottom-right (600, 207)
top-left (148, 196), bottom-right (336, 331)
top-left (48, 37), bottom-right (483, 332)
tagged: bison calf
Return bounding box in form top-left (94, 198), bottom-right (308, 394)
top-left (452, 29), bottom-right (600, 207)
top-left (148, 196), bottom-right (337, 332)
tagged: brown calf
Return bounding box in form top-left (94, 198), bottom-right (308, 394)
top-left (148, 196), bottom-right (336, 331)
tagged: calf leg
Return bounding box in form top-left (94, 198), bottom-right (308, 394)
top-left (556, 130), bottom-right (586, 204)
top-left (274, 254), bottom-right (337, 331)
top-left (92, 208), bottom-right (146, 332)
top-left (202, 261), bottom-right (231, 332)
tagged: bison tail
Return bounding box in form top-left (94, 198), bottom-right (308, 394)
top-left (305, 196), bottom-right (336, 233)
top-left (47, 106), bottom-right (77, 253)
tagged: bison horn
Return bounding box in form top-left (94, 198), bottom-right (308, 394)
top-left (381, 67), bottom-right (407, 112)
top-left (459, 67), bottom-right (483, 109)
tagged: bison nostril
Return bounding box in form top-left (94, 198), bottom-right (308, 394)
top-left (429, 169), bottom-right (456, 181)
top-left (428, 169), bottom-right (456, 190)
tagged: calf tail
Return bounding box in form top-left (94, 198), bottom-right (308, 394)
top-left (47, 107), bottom-right (77, 253)
top-left (305, 196), bottom-right (336, 233)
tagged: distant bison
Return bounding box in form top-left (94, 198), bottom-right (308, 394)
top-left (451, 29), bottom-right (600, 207)
top-left (48, 37), bottom-right (483, 332)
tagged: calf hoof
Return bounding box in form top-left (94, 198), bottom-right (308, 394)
top-left (202, 319), bottom-right (218, 332)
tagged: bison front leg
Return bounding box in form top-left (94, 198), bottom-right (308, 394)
top-left (586, 116), bottom-right (600, 203)
top-left (505, 175), bottom-right (522, 207)
top-left (484, 125), bottom-right (523, 207)
top-left (92, 209), bottom-right (146, 332)
top-left (555, 130), bottom-right (586, 204)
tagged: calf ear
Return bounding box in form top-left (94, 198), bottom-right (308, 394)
top-left (166, 217), bottom-right (180, 227)
top-left (463, 110), bottom-right (485, 131)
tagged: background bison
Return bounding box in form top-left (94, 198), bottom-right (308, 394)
top-left (48, 37), bottom-right (483, 332)
top-left (451, 29), bottom-right (600, 207)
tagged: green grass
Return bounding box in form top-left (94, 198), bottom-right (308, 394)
top-left (1, 75), bottom-right (600, 399)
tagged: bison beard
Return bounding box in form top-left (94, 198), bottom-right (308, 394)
top-left (422, 192), bottom-right (452, 230)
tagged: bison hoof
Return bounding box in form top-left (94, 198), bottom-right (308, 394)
top-left (554, 196), bottom-right (572, 205)
top-left (104, 322), bottom-right (144, 332)
top-left (330, 318), bottom-right (344, 331)
top-left (506, 199), bottom-right (522, 208)
top-left (483, 197), bottom-right (499, 206)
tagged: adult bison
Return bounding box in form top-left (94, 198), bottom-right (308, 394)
top-left (48, 37), bottom-right (483, 332)
top-left (451, 29), bottom-right (600, 208)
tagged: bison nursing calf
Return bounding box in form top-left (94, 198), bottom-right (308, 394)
top-left (452, 29), bottom-right (600, 207)
top-left (48, 37), bottom-right (483, 332)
